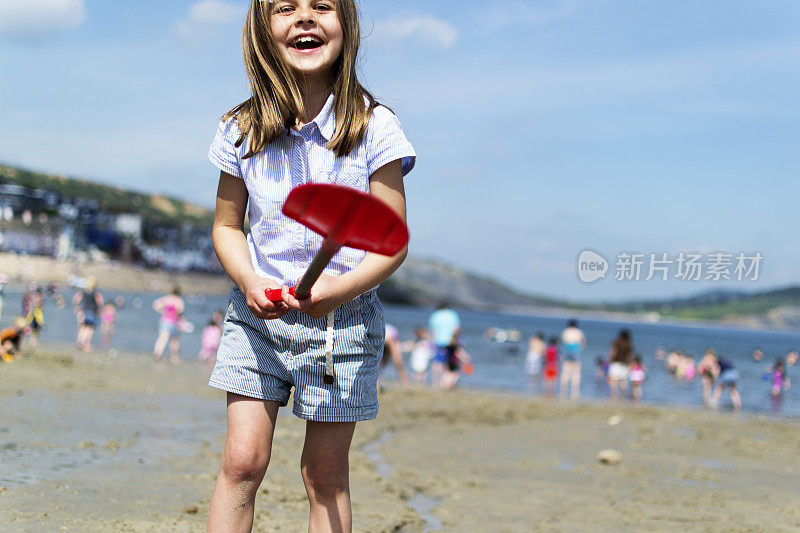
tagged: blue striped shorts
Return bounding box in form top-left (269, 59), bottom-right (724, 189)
top-left (209, 288), bottom-right (385, 422)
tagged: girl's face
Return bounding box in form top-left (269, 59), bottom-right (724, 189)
top-left (269, 0), bottom-right (344, 81)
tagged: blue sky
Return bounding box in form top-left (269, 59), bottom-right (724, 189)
top-left (1, 0), bottom-right (798, 303)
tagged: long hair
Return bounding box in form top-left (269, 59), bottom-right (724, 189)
top-left (224, 0), bottom-right (376, 159)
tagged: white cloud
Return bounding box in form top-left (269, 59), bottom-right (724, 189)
top-left (176, 0), bottom-right (245, 42)
top-left (0, 0), bottom-right (86, 43)
top-left (373, 15), bottom-right (458, 49)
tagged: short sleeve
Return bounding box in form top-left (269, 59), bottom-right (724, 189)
top-left (208, 118), bottom-right (243, 178)
top-left (366, 106), bottom-right (416, 177)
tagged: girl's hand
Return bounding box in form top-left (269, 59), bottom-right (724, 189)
top-left (281, 274), bottom-right (348, 319)
top-left (242, 275), bottom-right (290, 320)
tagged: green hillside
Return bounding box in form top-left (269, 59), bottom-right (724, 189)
top-left (0, 164), bottom-right (213, 227)
top-left (600, 287), bottom-right (800, 321)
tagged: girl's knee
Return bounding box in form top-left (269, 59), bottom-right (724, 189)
top-left (301, 458), bottom-right (349, 495)
top-left (221, 443), bottom-right (270, 484)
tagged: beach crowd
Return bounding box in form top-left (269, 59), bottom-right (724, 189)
top-left (0, 277), bottom-right (224, 369)
top-left (1, 277), bottom-right (796, 414)
top-left (377, 304), bottom-right (796, 414)
top-left (518, 319), bottom-right (795, 411)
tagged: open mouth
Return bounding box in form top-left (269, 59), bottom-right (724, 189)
top-left (290, 36), bottom-right (324, 51)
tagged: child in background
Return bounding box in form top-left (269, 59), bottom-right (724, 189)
top-left (205, 0), bottom-right (415, 529)
top-left (100, 302), bottom-right (116, 350)
top-left (441, 338), bottom-right (472, 390)
top-left (526, 332), bottom-right (545, 385)
top-left (198, 319), bottom-right (223, 368)
top-left (407, 327), bottom-right (434, 386)
top-left (769, 359), bottom-right (790, 398)
top-left (594, 356), bottom-right (609, 380)
top-left (543, 337), bottom-right (560, 397)
top-left (380, 324), bottom-right (410, 389)
top-left (1, 317), bottom-right (27, 362)
top-left (629, 356), bottom-right (646, 401)
top-left (25, 289), bottom-right (45, 348)
top-left (681, 355), bottom-right (696, 380)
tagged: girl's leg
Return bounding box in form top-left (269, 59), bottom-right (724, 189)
top-left (390, 348), bottom-right (410, 389)
top-left (571, 363), bottom-right (582, 400)
top-left (76, 325), bottom-right (87, 349)
top-left (431, 361), bottom-right (443, 388)
top-left (301, 421), bottom-right (356, 533)
top-left (208, 393), bottom-right (280, 532)
top-left (730, 385), bottom-right (742, 411)
top-left (710, 384), bottom-right (722, 408)
top-left (153, 329), bottom-right (169, 358)
top-left (701, 377), bottom-right (711, 405)
top-left (169, 337), bottom-right (180, 364)
top-left (632, 383), bottom-right (641, 401)
top-left (82, 327), bottom-right (95, 352)
top-left (559, 364), bottom-right (570, 399)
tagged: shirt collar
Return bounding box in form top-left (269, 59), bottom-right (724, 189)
top-left (313, 93), bottom-right (336, 141)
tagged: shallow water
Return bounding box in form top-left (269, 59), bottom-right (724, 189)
top-left (3, 286), bottom-right (799, 416)
top-left (360, 430), bottom-right (443, 531)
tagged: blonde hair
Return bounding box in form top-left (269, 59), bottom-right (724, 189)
top-left (224, 0), bottom-right (376, 159)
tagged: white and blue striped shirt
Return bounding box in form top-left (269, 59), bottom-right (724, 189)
top-left (209, 94), bottom-right (415, 287)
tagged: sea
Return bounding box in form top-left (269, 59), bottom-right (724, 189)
top-left (3, 285), bottom-right (799, 417)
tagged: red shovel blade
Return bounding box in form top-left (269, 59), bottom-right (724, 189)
top-left (264, 183), bottom-right (409, 302)
top-left (282, 183), bottom-right (409, 255)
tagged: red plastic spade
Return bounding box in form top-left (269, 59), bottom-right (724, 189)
top-left (265, 183), bottom-right (409, 302)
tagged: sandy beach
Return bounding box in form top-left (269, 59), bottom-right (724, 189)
top-left (0, 252), bottom-right (231, 295)
top-left (1, 344), bottom-right (799, 532)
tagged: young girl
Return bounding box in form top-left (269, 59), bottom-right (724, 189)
top-left (629, 356), bottom-right (646, 401)
top-left (769, 358), bottom-right (790, 398)
top-left (152, 287), bottom-right (185, 364)
top-left (441, 340), bottom-right (472, 390)
top-left (198, 318), bottom-right (223, 368)
top-left (206, 1), bottom-right (415, 530)
top-left (543, 337), bottom-right (560, 397)
top-left (100, 302), bottom-right (116, 350)
top-left (525, 332), bottom-right (545, 386)
top-left (25, 289), bottom-right (45, 348)
top-left (406, 327), bottom-right (434, 386)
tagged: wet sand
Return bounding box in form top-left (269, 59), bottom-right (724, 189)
top-left (1, 344), bottom-right (799, 531)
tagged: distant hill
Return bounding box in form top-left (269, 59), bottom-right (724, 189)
top-left (378, 256), bottom-right (572, 310)
top-left (379, 257), bottom-right (799, 329)
top-left (0, 164), bottom-right (213, 227)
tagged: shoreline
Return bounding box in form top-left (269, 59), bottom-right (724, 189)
top-left (0, 252), bottom-right (231, 296)
top-left (1, 343), bottom-right (799, 531)
top-left (4, 252), bottom-right (796, 336)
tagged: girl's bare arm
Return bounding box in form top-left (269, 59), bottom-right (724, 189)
top-left (212, 171), bottom-right (289, 320)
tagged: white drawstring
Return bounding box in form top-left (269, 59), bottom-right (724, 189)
top-left (324, 310), bottom-right (335, 384)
